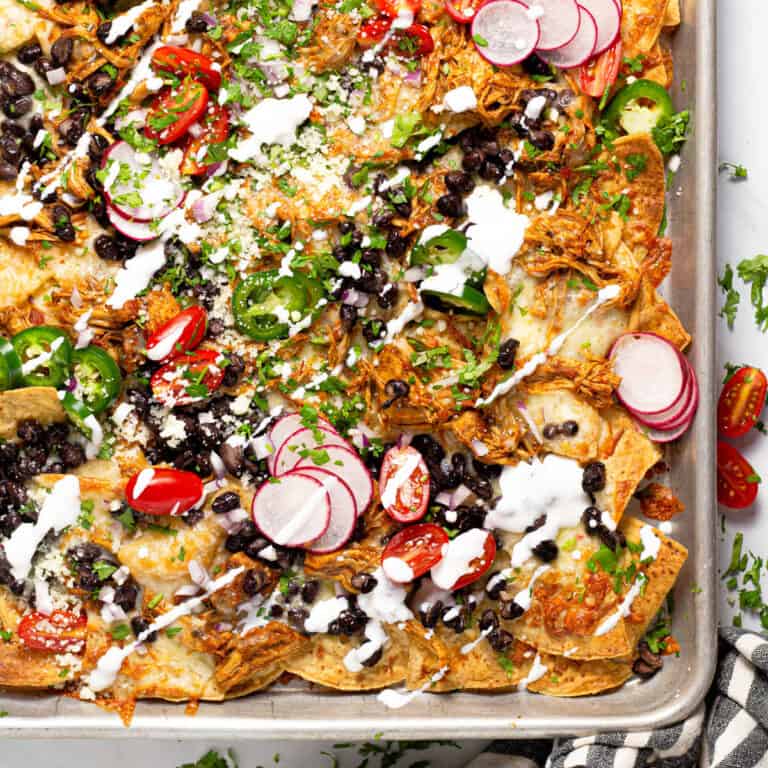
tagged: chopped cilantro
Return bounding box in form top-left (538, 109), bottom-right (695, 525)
top-left (717, 264), bottom-right (740, 329)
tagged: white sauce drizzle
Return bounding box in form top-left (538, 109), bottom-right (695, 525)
top-left (376, 666), bottom-right (449, 709)
top-left (88, 566), bottom-right (245, 692)
top-left (518, 654), bottom-right (547, 690)
top-left (593, 575), bottom-right (647, 637)
top-left (476, 284), bottom-right (620, 406)
top-left (430, 529), bottom-right (489, 590)
top-left (639, 524), bottom-right (661, 561)
top-left (380, 451), bottom-right (421, 509)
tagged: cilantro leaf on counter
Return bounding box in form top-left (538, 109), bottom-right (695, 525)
top-left (717, 263), bottom-right (740, 328)
top-left (178, 750), bottom-right (236, 768)
top-left (737, 254), bottom-right (768, 330)
top-left (719, 162), bottom-right (748, 180)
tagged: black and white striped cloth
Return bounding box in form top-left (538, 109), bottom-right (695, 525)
top-left (464, 627), bottom-right (768, 768)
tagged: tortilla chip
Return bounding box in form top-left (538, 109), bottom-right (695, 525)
top-left (629, 278), bottom-right (692, 350)
top-left (663, 0), bottom-right (680, 27)
top-left (284, 625), bottom-right (409, 690)
top-left (621, 0), bottom-right (670, 55)
top-left (0, 386), bottom-right (66, 438)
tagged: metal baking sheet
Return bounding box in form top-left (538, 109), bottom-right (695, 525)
top-left (0, 0), bottom-right (717, 738)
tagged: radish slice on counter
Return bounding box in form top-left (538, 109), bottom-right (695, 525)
top-left (609, 332), bottom-right (686, 415)
top-left (519, 0), bottom-right (581, 51)
top-left (578, 0), bottom-right (621, 55)
top-left (539, 4), bottom-right (597, 67)
top-left (271, 427), bottom-right (350, 476)
top-left (101, 141), bottom-right (185, 222)
top-left (471, 0), bottom-right (541, 67)
top-left (106, 203), bottom-right (160, 242)
top-left (295, 468), bottom-right (358, 553)
top-left (296, 445), bottom-right (373, 515)
top-left (267, 413), bottom-right (338, 471)
top-left (251, 472), bottom-right (331, 546)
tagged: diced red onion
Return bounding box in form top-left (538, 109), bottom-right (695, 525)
top-left (403, 266), bottom-right (425, 283)
top-left (341, 288), bottom-right (369, 308)
top-left (404, 69), bottom-right (422, 85)
top-left (207, 160), bottom-right (228, 178)
top-left (65, 376), bottom-right (78, 392)
top-left (215, 507), bottom-right (249, 534)
top-left (191, 192), bottom-right (221, 223)
top-left (175, 584), bottom-right (203, 598)
top-left (112, 565), bottom-right (130, 586)
top-left (396, 432), bottom-right (413, 448)
top-left (470, 438), bottom-right (489, 457)
top-left (210, 450), bottom-right (226, 480)
top-left (187, 121), bottom-right (204, 138)
top-left (214, 621), bottom-right (233, 632)
top-left (70, 286), bottom-right (83, 309)
top-left (188, 559), bottom-right (210, 588)
top-left (46, 67), bottom-right (66, 86)
top-left (201, 12), bottom-right (218, 25)
top-left (99, 585), bottom-right (115, 604)
top-left (290, 0), bottom-right (315, 22)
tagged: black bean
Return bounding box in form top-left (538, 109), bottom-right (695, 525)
top-left (377, 283), bottom-right (398, 309)
top-left (33, 57), bottom-right (54, 80)
top-left (479, 159), bottom-right (504, 182)
top-left (524, 514), bottom-right (546, 534)
top-left (411, 434), bottom-right (445, 465)
top-left (497, 338), bottom-right (519, 370)
top-left (269, 603), bottom-right (284, 618)
top-left (0, 134), bottom-right (22, 166)
top-left (300, 579), bottom-right (319, 604)
top-left (488, 629), bottom-right (514, 652)
top-left (212, 491), bottom-right (241, 514)
top-left (500, 599), bottom-right (524, 620)
top-left (88, 133), bottom-right (109, 163)
top-left (338, 609), bottom-right (365, 635)
top-left (472, 458), bottom-right (502, 479)
top-left (51, 37), bottom-right (73, 67)
top-left (528, 129), bottom-right (555, 152)
top-left (542, 423), bottom-right (560, 439)
top-left (350, 573), bottom-right (377, 593)
top-left (560, 420), bottom-right (579, 437)
top-left (479, 608), bottom-right (499, 633)
top-left (94, 234), bottom-right (122, 261)
top-left (531, 539), bottom-right (558, 562)
top-left (486, 573), bottom-right (507, 600)
top-left (0, 161), bottom-right (17, 180)
top-left (0, 62), bottom-right (34, 98)
top-left (131, 616), bottom-right (157, 642)
top-left (479, 140), bottom-right (499, 158)
top-left (556, 89), bottom-right (574, 109)
top-left (522, 53), bottom-right (551, 77)
top-left (444, 171), bottom-right (475, 195)
top-left (206, 318), bottom-right (225, 338)
top-left (372, 207), bottom-right (395, 228)
top-left (418, 600), bottom-right (443, 629)
top-left (3, 95), bottom-right (32, 118)
top-left (287, 607), bottom-right (309, 631)
top-left (59, 442), bottom-right (86, 469)
top-left (242, 569), bottom-right (264, 596)
top-left (633, 641), bottom-right (663, 679)
top-left (221, 352), bottom-right (244, 387)
top-left (96, 21), bottom-right (121, 46)
top-left (360, 645), bottom-right (383, 667)
top-left (17, 418), bottom-right (44, 446)
top-left (441, 605), bottom-right (466, 633)
top-left (436, 192), bottom-right (466, 218)
top-left (114, 581), bottom-right (139, 611)
top-left (68, 542), bottom-right (105, 565)
top-left (362, 318), bottom-right (385, 344)
top-left (582, 461), bottom-right (607, 494)
top-left (17, 43), bottom-right (42, 65)
top-left (383, 378), bottom-right (409, 408)
top-left (185, 10), bottom-right (213, 32)
top-left (87, 70), bottom-right (114, 98)
top-left (461, 149), bottom-right (484, 173)
top-left (385, 230), bottom-right (408, 259)
top-left (58, 110), bottom-right (88, 146)
top-left (51, 203), bottom-right (75, 241)
top-left (339, 303), bottom-right (358, 331)
top-left (462, 473), bottom-right (493, 500)
top-left (220, 442), bottom-right (244, 476)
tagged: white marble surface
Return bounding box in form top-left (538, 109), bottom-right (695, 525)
top-left (3, 1), bottom-right (759, 764)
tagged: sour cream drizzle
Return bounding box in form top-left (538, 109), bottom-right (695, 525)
top-left (476, 284), bottom-right (620, 407)
top-left (88, 566), bottom-right (245, 692)
top-left (376, 665), bottom-right (449, 709)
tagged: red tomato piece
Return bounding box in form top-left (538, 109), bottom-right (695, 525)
top-left (357, 13), bottom-right (394, 46)
top-left (445, 530), bottom-right (497, 591)
top-left (578, 40), bottom-right (623, 98)
top-left (151, 46), bottom-right (222, 91)
top-left (145, 79), bottom-right (209, 146)
top-left (150, 348), bottom-right (226, 407)
top-left (375, 0), bottom-right (421, 16)
top-left (390, 23), bottom-right (434, 57)
top-left (382, 523), bottom-right (449, 581)
top-left (718, 366), bottom-right (768, 438)
top-left (379, 445), bottom-right (430, 523)
top-left (18, 610), bottom-right (87, 653)
top-left (717, 441), bottom-right (760, 509)
top-left (125, 467), bottom-right (204, 516)
top-left (145, 306), bottom-right (208, 363)
top-left (180, 104), bottom-right (230, 176)
top-left (444, 0), bottom-right (483, 23)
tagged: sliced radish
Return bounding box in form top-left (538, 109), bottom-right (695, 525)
top-left (539, 4), bottom-right (597, 68)
top-left (295, 468), bottom-right (358, 553)
top-left (271, 427), bottom-right (350, 476)
top-left (644, 419), bottom-right (692, 444)
top-left (251, 472), bottom-right (331, 547)
top-left (609, 332), bottom-right (686, 416)
top-left (267, 413), bottom-right (339, 472)
top-left (519, 0), bottom-right (581, 51)
top-left (106, 202), bottom-right (161, 242)
top-left (296, 445), bottom-right (373, 515)
top-left (101, 141), bottom-right (185, 222)
top-left (634, 359), bottom-right (699, 432)
top-left (578, 0), bottom-right (621, 55)
top-left (471, 0), bottom-right (541, 67)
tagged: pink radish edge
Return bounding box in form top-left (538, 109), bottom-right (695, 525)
top-left (578, 0), bottom-right (622, 56)
top-left (106, 203), bottom-right (160, 242)
top-left (270, 426), bottom-right (347, 476)
top-left (471, 0), bottom-right (541, 67)
top-left (523, 0), bottom-right (581, 51)
top-left (635, 360), bottom-right (699, 432)
top-left (251, 471), bottom-right (331, 547)
top-left (539, 4), bottom-right (597, 68)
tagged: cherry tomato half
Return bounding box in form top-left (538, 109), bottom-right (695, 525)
top-left (180, 104), bottom-right (230, 176)
top-left (717, 441), bottom-right (760, 509)
top-left (375, 0), bottom-right (421, 17)
top-left (431, 529), bottom-right (497, 591)
top-left (444, 0), bottom-right (483, 23)
top-left (382, 523), bottom-right (449, 582)
top-left (18, 609), bottom-right (87, 653)
top-left (578, 40), bottom-right (623, 98)
top-left (151, 46), bottom-right (222, 91)
top-left (125, 467), bottom-right (204, 516)
top-left (150, 348), bottom-right (226, 407)
top-left (145, 78), bottom-right (209, 146)
top-left (380, 445), bottom-right (431, 523)
top-left (145, 306), bottom-right (208, 364)
top-left (718, 366), bottom-right (768, 438)
top-left (357, 13), bottom-right (394, 47)
top-left (390, 24), bottom-right (434, 57)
